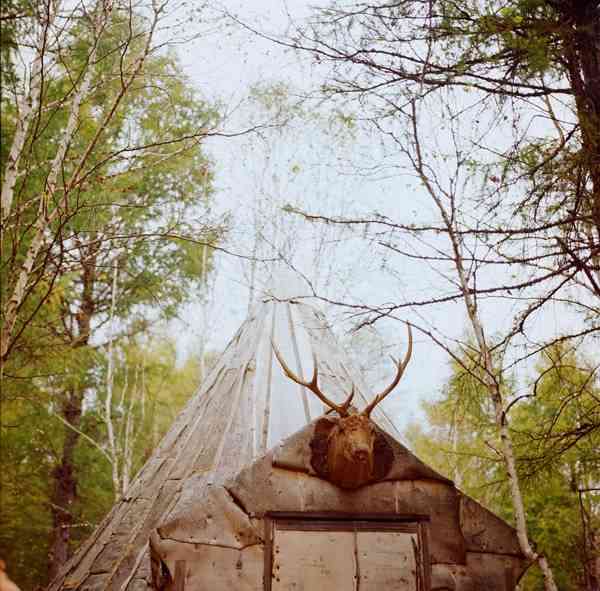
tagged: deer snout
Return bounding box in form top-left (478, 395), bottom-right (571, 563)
top-left (347, 438), bottom-right (373, 463)
top-left (353, 447), bottom-right (370, 463)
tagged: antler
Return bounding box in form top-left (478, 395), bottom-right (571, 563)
top-left (362, 323), bottom-right (413, 417)
top-left (271, 340), bottom-right (355, 417)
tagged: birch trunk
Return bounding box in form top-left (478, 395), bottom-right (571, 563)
top-left (442, 186), bottom-right (557, 591)
top-left (448, 202), bottom-right (557, 590)
top-left (105, 258), bottom-right (121, 500)
top-left (0, 2), bottom-right (55, 222)
top-left (0, 3), bottom-right (102, 359)
top-left (0, 5), bottom-right (157, 363)
top-left (410, 101), bottom-right (558, 590)
top-left (121, 366), bottom-right (141, 495)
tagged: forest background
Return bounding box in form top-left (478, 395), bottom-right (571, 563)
top-left (0, 0), bottom-right (598, 590)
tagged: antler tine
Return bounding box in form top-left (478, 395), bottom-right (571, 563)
top-left (271, 340), bottom-right (352, 416)
top-left (362, 323), bottom-right (413, 417)
top-left (341, 384), bottom-right (355, 412)
top-left (271, 339), bottom-right (313, 387)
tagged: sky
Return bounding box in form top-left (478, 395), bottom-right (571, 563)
top-left (162, 1), bottom-right (442, 427)
top-left (164, 0), bottom-right (585, 432)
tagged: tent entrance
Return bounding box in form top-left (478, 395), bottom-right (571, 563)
top-left (266, 515), bottom-right (430, 590)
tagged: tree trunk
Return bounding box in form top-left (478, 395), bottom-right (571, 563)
top-left (409, 98), bottom-right (559, 590)
top-left (47, 247), bottom-right (97, 581)
top-left (0, 4), bottom-right (52, 222)
top-left (47, 386), bottom-right (83, 582)
top-left (561, 1), bottom-right (600, 290)
top-left (585, 531), bottom-right (600, 591)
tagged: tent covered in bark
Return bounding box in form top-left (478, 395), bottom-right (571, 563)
top-left (48, 297), bottom-right (529, 591)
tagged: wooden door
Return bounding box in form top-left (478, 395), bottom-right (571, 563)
top-left (267, 517), bottom-right (429, 590)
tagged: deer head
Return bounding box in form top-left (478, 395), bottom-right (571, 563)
top-left (272, 324), bottom-right (413, 489)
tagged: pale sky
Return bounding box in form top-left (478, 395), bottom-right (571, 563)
top-left (167, 0), bottom-right (587, 431)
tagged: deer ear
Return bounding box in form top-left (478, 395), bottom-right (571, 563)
top-left (372, 430), bottom-right (394, 481)
top-left (310, 418), bottom-right (337, 478)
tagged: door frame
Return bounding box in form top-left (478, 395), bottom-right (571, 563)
top-left (264, 512), bottom-right (432, 591)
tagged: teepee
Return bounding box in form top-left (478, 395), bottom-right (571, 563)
top-left (48, 297), bottom-right (528, 591)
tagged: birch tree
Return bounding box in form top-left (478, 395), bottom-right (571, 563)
top-left (408, 343), bottom-right (599, 590)
top-left (285, 0), bottom-right (600, 336)
top-left (248, 1), bottom-right (600, 585)
top-left (0, 0), bottom-right (223, 365)
top-left (407, 99), bottom-right (559, 587)
top-left (0, 0), bottom-right (223, 579)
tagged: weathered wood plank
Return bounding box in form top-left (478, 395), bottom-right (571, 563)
top-left (272, 530), bottom-right (356, 590)
top-left (357, 531), bottom-right (420, 590)
top-left (152, 539), bottom-right (263, 591)
top-left (431, 552), bottom-right (529, 591)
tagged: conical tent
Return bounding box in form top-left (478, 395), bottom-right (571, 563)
top-left (48, 298), bottom-right (528, 591)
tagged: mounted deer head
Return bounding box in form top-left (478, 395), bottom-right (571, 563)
top-left (272, 324), bottom-right (413, 489)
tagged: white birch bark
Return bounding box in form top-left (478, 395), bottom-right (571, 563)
top-left (0, 4), bottom-right (158, 362)
top-left (409, 101), bottom-right (558, 591)
top-left (0, 1), bottom-right (56, 222)
top-left (105, 258), bottom-right (121, 500)
top-left (121, 363), bottom-right (141, 495)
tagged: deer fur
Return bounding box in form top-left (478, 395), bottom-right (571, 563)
top-left (310, 414), bottom-right (394, 489)
top-left (273, 323), bottom-right (412, 490)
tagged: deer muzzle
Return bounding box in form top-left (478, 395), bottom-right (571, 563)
top-left (355, 446), bottom-right (371, 462)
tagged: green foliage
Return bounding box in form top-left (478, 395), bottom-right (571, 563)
top-left (1, 10), bottom-right (223, 363)
top-left (0, 0), bottom-right (33, 89)
top-left (406, 344), bottom-right (600, 590)
top-left (509, 344), bottom-right (600, 589)
top-left (0, 392), bottom-right (56, 588)
top-left (0, 7), bottom-right (223, 587)
top-left (407, 352), bottom-right (506, 508)
top-left (0, 336), bottom-right (202, 590)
